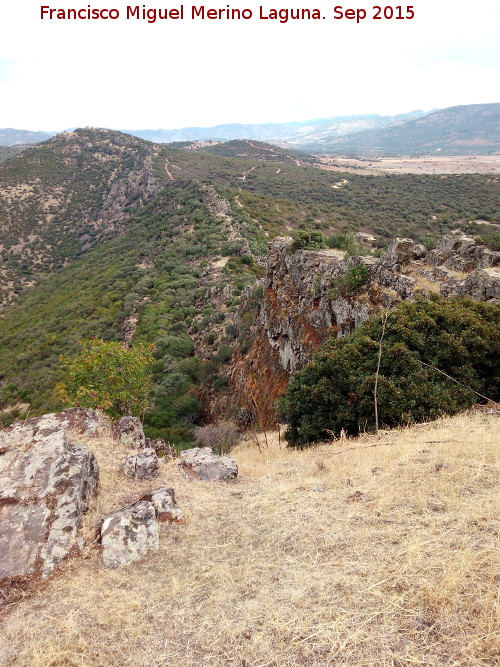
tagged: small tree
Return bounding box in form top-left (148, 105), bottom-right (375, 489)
top-left (59, 338), bottom-right (155, 418)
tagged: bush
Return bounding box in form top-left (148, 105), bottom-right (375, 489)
top-left (59, 338), bottom-right (155, 418)
top-left (280, 297), bottom-right (500, 446)
top-left (326, 231), bottom-right (366, 256)
top-left (290, 231), bottom-right (325, 252)
top-left (193, 420), bottom-right (240, 454)
top-left (330, 263), bottom-right (368, 299)
top-left (216, 343), bottom-right (233, 364)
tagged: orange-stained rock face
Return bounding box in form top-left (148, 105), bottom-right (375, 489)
top-left (217, 235), bottom-right (500, 428)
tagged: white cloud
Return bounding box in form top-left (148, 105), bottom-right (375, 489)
top-left (1, 0), bottom-right (498, 129)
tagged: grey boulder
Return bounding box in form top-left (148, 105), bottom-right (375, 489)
top-left (123, 448), bottom-right (159, 480)
top-left (180, 447), bottom-right (238, 481)
top-left (100, 501), bottom-right (159, 569)
top-left (113, 416), bottom-right (146, 448)
top-left (142, 487), bottom-right (185, 523)
top-left (0, 423), bottom-right (98, 584)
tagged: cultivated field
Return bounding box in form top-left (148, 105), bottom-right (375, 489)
top-left (317, 155), bottom-right (500, 175)
top-left (0, 410), bottom-right (498, 666)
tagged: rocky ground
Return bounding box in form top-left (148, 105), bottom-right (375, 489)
top-left (0, 409), bottom-right (498, 666)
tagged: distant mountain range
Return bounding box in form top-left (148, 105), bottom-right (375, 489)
top-left (124, 111), bottom-right (427, 144)
top-left (302, 103), bottom-right (500, 155)
top-left (0, 128), bottom-right (56, 146)
top-left (0, 103), bottom-right (498, 155)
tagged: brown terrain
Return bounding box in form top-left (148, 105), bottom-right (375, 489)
top-left (317, 154), bottom-right (500, 175)
top-left (0, 409), bottom-right (498, 666)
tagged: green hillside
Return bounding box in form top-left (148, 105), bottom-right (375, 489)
top-left (0, 181), bottom-right (264, 440)
top-left (1, 128), bottom-right (499, 437)
top-left (0, 128), bottom-right (169, 306)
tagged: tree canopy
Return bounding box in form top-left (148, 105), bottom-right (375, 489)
top-left (280, 297), bottom-right (500, 446)
top-left (59, 338), bottom-right (155, 418)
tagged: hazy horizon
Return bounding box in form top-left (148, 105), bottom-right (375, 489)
top-left (6, 102), bottom-right (500, 135)
top-left (1, 0), bottom-right (499, 130)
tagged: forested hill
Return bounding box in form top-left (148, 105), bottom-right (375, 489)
top-left (2, 127), bottom-right (498, 310)
top-left (0, 127), bottom-right (498, 435)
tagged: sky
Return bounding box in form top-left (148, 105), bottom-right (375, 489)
top-left (0, 0), bottom-right (499, 130)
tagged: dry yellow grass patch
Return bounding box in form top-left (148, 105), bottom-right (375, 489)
top-left (0, 411), bottom-right (498, 666)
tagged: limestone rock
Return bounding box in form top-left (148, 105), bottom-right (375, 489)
top-left (123, 448), bottom-right (159, 480)
top-left (100, 501), bottom-right (159, 569)
top-left (180, 447), bottom-right (238, 481)
top-left (113, 416), bottom-right (145, 448)
top-left (142, 487), bottom-right (185, 522)
top-left (0, 423), bottom-right (98, 584)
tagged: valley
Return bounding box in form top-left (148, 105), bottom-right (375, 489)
top-left (0, 128), bottom-right (498, 443)
top-left (317, 154), bottom-right (500, 175)
top-left (0, 112), bottom-right (498, 667)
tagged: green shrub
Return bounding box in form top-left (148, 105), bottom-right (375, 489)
top-left (326, 231), bottom-right (366, 256)
top-left (59, 338), bottom-right (155, 418)
top-left (215, 344), bottom-right (233, 364)
top-left (330, 263), bottom-right (368, 299)
top-left (290, 231), bottom-right (325, 252)
top-left (281, 297), bottom-right (500, 446)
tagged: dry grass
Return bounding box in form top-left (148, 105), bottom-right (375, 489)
top-left (0, 411), bottom-right (498, 666)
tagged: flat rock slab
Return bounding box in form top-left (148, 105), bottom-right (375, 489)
top-left (100, 501), bottom-right (159, 569)
top-left (0, 423), bottom-right (99, 584)
top-left (180, 447), bottom-right (238, 481)
top-left (113, 416), bottom-right (146, 448)
top-left (123, 448), bottom-right (159, 480)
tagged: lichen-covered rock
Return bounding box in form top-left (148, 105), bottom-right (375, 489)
top-left (427, 235), bottom-right (499, 272)
top-left (180, 447), bottom-right (238, 481)
top-left (378, 237), bottom-right (427, 269)
top-left (100, 501), bottom-right (159, 569)
top-left (123, 448), bottom-right (159, 480)
top-left (5, 408), bottom-right (109, 441)
top-left (113, 416), bottom-right (145, 448)
top-left (0, 424), bottom-right (98, 585)
top-left (455, 268), bottom-right (500, 301)
top-left (141, 487), bottom-right (185, 522)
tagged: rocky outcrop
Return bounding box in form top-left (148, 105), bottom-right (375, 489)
top-left (100, 501), bottom-right (159, 569)
top-left (123, 448), bottom-right (159, 480)
top-left (113, 416), bottom-right (146, 448)
top-left (0, 421), bottom-right (98, 586)
top-left (180, 447), bottom-right (238, 481)
top-left (4, 408), bottom-right (110, 440)
top-left (225, 235), bottom-right (500, 426)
